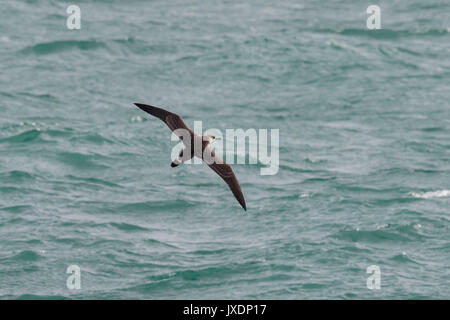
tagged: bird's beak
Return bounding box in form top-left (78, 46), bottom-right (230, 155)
top-left (215, 137), bottom-right (222, 140)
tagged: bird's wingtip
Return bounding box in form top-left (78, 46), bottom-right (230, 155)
top-left (134, 103), bottom-right (149, 112)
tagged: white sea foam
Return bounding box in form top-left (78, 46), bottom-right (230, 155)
top-left (410, 190), bottom-right (450, 199)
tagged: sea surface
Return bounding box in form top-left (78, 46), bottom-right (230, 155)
top-left (1, 0), bottom-right (450, 299)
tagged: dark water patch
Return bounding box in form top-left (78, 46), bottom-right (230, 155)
top-left (20, 39), bottom-right (107, 55)
top-left (343, 292), bottom-right (359, 299)
top-left (315, 28), bottom-right (450, 40)
top-left (412, 168), bottom-right (446, 174)
top-left (40, 128), bottom-right (77, 140)
top-left (420, 126), bottom-right (447, 133)
top-left (6, 217), bottom-right (29, 224)
top-left (0, 91), bottom-right (15, 98)
top-left (115, 260), bottom-right (179, 270)
top-left (176, 262), bottom-right (263, 282)
top-left (302, 176), bottom-right (337, 183)
top-left (0, 129), bottom-right (42, 143)
top-left (189, 248), bottom-right (232, 256)
top-left (0, 170), bottom-right (38, 183)
top-left (301, 283), bottom-right (327, 289)
top-left (367, 196), bottom-right (420, 207)
top-left (22, 265), bottom-right (40, 273)
top-left (10, 250), bottom-right (42, 262)
top-left (128, 261), bottom-right (267, 293)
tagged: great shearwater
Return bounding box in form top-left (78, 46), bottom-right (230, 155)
top-left (134, 103), bottom-right (247, 211)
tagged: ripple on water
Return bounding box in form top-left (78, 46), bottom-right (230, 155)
top-left (0, 129), bottom-right (43, 143)
top-left (16, 294), bottom-right (69, 300)
top-left (332, 224), bottom-right (425, 243)
top-left (20, 40), bottom-right (107, 55)
top-left (109, 222), bottom-right (149, 232)
top-left (0, 204), bottom-right (34, 214)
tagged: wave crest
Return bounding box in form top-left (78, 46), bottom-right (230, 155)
top-left (410, 190), bottom-right (450, 199)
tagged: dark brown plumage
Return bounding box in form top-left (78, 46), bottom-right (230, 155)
top-left (134, 103), bottom-right (247, 211)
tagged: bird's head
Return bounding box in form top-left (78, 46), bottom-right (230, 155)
top-left (205, 135), bottom-right (220, 145)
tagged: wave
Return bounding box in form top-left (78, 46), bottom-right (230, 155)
top-left (0, 205), bottom-right (33, 214)
top-left (20, 39), bottom-right (107, 55)
top-left (65, 175), bottom-right (123, 189)
top-left (314, 28), bottom-right (450, 40)
top-left (0, 170), bottom-right (37, 181)
top-left (10, 250), bottom-right (43, 262)
top-left (0, 129), bottom-right (43, 143)
top-left (389, 252), bottom-right (420, 264)
top-left (123, 262), bottom-right (263, 294)
top-left (333, 223), bottom-right (425, 243)
top-left (109, 222), bottom-right (149, 232)
top-left (144, 238), bottom-right (179, 249)
top-left (410, 190), bottom-right (450, 199)
top-left (18, 37), bottom-right (174, 56)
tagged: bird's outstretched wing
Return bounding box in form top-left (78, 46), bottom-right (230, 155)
top-left (134, 103), bottom-right (193, 140)
top-left (206, 150), bottom-right (246, 211)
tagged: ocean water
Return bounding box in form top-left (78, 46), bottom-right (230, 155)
top-left (1, 0), bottom-right (450, 299)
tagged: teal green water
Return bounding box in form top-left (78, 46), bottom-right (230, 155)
top-left (1, 0), bottom-right (450, 299)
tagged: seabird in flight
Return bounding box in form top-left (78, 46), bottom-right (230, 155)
top-left (134, 103), bottom-right (247, 211)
